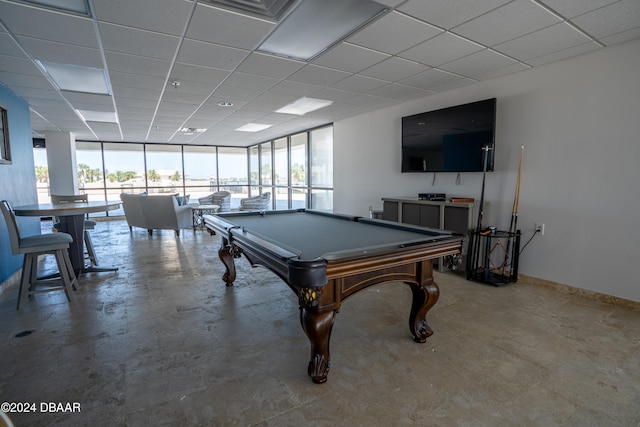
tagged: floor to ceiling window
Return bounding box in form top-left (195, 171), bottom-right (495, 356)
top-left (33, 125), bottom-right (332, 214)
top-left (217, 146), bottom-right (249, 210)
top-left (310, 126), bottom-right (333, 210)
top-left (183, 145), bottom-right (217, 201)
top-left (247, 125), bottom-right (333, 211)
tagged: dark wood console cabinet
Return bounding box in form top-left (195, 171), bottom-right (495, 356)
top-left (382, 197), bottom-right (479, 272)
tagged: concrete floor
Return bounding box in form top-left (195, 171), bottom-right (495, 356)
top-left (0, 219), bottom-right (639, 427)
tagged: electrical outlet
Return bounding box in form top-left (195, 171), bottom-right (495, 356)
top-left (535, 222), bottom-right (545, 235)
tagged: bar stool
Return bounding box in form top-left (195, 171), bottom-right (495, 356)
top-left (1, 200), bottom-right (77, 310)
top-left (50, 194), bottom-right (98, 266)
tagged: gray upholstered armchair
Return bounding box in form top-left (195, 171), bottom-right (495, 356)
top-left (198, 191), bottom-right (231, 212)
top-left (239, 192), bottom-right (271, 211)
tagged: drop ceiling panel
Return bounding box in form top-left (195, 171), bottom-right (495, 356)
top-left (367, 82), bottom-right (428, 99)
top-left (473, 62), bottom-right (530, 81)
top-left (347, 11), bottom-right (442, 55)
top-left (539, 0), bottom-right (621, 19)
top-left (100, 24), bottom-right (180, 60)
top-left (170, 63), bottom-right (230, 85)
top-left (161, 90), bottom-right (209, 105)
top-left (177, 38), bottom-right (250, 70)
top-left (156, 102), bottom-right (201, 114)
top-left (525, 41), bottom-right (602, 67)
top-left (236, 52), bottom-right (306, 79)
top-left (105, 52), bottom-right (172, 78)
top-left (222, 71), bottom-right (278, 91)
top-left (309, 87), bottom-right (358, 102)
top-left (111, 86), bottom-right (162, 101)
top-left (163, 79), bottom-right (219, 96)
top-left (0, 55), bottom-right (41, 75)
top-left (0, 1), bottom-right (97, 47)
top-left (572, 0), bottom-right (640, 39)
top-left (495, 22), bottom-right (593, 62)
top-left (312, 43), bottom-right (390, 73)
top-left (398, 68), bottom-right (465, 91)
top-left (286, 64), bottom-right (351, 86)
top-left (209, 85), bottom-right (263, 103)
top-left (453, 0), bottom-right (562, 47)
top-left (268, 80), bottom-right (323, 97)
top-left (242, 92), bottom-right (297, 112)
top-left (330, 74), bottom-right (389, 92)
top-left (108, 71), bottom-right (165, 91)
top-left (600, 27), bottom-right (640, 45)
top-left (0, 72), bottom-right (51, 89)
top-left (439, 49), bottom-right (519, 77)
top-left (15, 37), bottom-right (103, 67)
top-left (92, 0), bottom-right (194, 36)
top-left (359, 57), bottom-right (428, 81)
top-left (187, 4), bottom-right (275, 50)
top-left (18, 88), bottom-right (65, 101)
top-left (398, 0), bottom-right (512, 30)
top-left (399, 32), bottom-right (485, 67)
top-left (0, 32), bottom-right (26, 57)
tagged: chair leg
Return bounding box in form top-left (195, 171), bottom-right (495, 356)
top-left (61, 249), bottom-right (79, 291)
top-left (84, 230), bottom-right (98, 266)
top-left (16, 254), bottom-right (32, 310)
top-left (28, 252), bottom-right (38, 292)
top-left (54, 250), bottom-right (75, 303)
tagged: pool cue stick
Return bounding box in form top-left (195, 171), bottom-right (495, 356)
top-left (475, 145), bottom-right (491, 232)
top-left (508, 145), bottom-right (524, 235)
top-left (506, 145), bottom-right (524, 267)
top-left (469, 145), bottom-right (491, 276)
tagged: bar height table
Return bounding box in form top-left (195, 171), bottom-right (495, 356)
top-left (14, 200), bottom-right (121, 276)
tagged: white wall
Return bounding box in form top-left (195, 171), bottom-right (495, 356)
top-left (333, 39), bottom-right (640, 302)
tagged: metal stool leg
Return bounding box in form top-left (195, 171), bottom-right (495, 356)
top-left (84, 230), bottom-right (98, 266)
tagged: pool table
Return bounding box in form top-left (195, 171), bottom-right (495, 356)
top-left (204, 209), bottom-right (463, 384)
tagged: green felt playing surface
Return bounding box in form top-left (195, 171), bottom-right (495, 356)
top-left (223, 211), bottom-right (447, 261)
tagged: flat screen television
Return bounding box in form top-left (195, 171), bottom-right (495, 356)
top-left (401, 98), bottom-right (496, 173)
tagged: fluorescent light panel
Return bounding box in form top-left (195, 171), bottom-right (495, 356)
top-left (179, 127), bottom-right (207, 135)
top-left (18, 0), bottom-right (90, 15)
top-left (38, 61), bottom-right (111, 95)
top-left (276, 97), bottom-right (333, 115)
top-left (259, 0), bottom-right (387, 60)
top-left (76, 110), bottom-right (118, 123)
top-left (236, 123), bottom-right (272, 132)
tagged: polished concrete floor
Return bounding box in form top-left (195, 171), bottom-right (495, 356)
top-left (1, 219), bottom-right (639, 427)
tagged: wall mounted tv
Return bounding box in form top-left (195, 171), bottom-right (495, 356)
top-left (401, 98), bottom-right (496, 173)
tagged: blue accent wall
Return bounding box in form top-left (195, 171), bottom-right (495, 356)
top-left (0, 82), bottom-right (39, 285)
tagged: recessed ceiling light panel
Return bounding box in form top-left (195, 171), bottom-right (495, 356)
top-left (17, 0), bottom-right (91, 15)
top-left (38, 61), bottom-right (111, 95)
top-left (276, 97), bottom-right (333, 115)
top-left (76, 110), bottom-right (118, 123)
top-left (179, 127), bottom-right (207, 135)
top-left (259, 0), bottom-right (387, 60)
top-left (236, 123), bottom-right (272, 132)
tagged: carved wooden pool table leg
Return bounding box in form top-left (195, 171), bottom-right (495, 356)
top-left (218, 238), bottom-right (236, 286)
top-left (407, 267), bottom-right (440, 343)
top-left (300, 307), bottom-right (336, 384)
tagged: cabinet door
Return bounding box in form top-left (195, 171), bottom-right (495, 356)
top-left (419, 205), bottom-right (440, 228)
top-left (382, 201), bottom-right (398, 222)
top-left (444, 206), bottom-right (471, 233)
top-left (402, 203), bottom-right (421, 226)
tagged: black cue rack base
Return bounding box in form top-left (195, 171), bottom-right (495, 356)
top-left (466, 229), bottom-right (521, 287)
